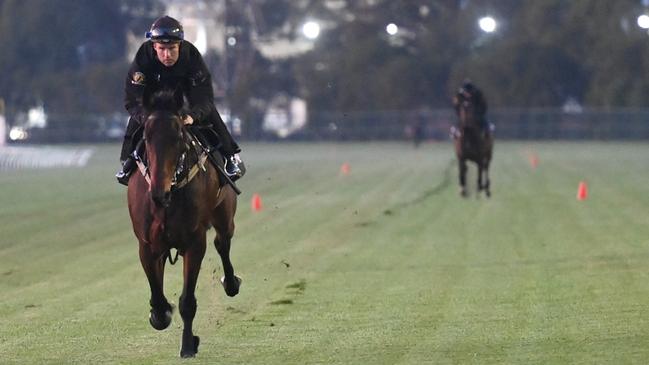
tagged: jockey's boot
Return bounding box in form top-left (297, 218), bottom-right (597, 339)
top-left (115, 157), bottom-right (136, 186)
top-left (225, 154), bottom-right (245, 182)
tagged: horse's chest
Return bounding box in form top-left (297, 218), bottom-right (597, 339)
top-left (149, 204), bottom-right (204, 249)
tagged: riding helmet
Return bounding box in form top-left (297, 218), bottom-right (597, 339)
top-left (460, 79), bottom-right (475, 94)
top-left (146, 16), bottom-right (184, 43)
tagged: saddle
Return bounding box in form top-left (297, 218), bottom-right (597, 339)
top-left (187, 126), bottom-right (223, 161)
top-left (450, 121), bottom-right (494, 140)
top-left (186, 127), bottom-right (242, 194)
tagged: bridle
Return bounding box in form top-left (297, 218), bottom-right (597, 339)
top-left (135, 118), bottom-right (209, 191)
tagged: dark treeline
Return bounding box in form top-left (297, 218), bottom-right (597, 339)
top-left (0, 0), bottom-right (162, 114)
top-left (288, 0), bottom-right (649, 110)
top-left (1, 0), bottom-right (648, 119)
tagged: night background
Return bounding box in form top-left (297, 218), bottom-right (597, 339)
top-left (2, 0), bottom-right (649, 141)
top-left (2, 2), bottom-right (649, 363)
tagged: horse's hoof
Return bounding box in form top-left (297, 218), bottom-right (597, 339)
top-left (180, 336), bottom-right (200, 358)
top-left (149, 306), bottom-right (173, 331)
top-left (221, 275), bottom-right (242, 297)
top-left (459, 188), bottom-right (468, 198)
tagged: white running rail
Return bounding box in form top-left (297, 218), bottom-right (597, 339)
top-left (0, 146), bottom-right (94, 170)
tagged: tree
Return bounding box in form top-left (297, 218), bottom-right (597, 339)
top-left (0, 0), bottom-right (161, 114)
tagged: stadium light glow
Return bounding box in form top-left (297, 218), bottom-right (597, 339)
top-left (479, 16), bottom-right (497, 33)
top-left (386, 23), bottom-right (399, 35)
top-left (637, 14), bottom-right (649, 29)
top-left (9, 127), bottom-right (28, 141)
top-left (302, 21), bottom-right (320, 39)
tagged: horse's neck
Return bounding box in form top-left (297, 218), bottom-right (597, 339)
top-left (460, 118), bottom-right (479, 130)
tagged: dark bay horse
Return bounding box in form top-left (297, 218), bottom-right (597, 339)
top-left (126, 89), bottom-right (241, 358)
top-left (453, 94), bottom-right (493, 197)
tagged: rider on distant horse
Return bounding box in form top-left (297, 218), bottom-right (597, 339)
top-left (452, 80), bottom-right (491, 137)
top-left (116, 15), bottom-right (244, 185)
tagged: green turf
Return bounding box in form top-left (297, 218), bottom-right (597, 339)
top-left (1, 142), bottom-right (648, 364)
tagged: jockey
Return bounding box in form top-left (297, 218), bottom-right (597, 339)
top-left (116, 15), bottom-right (244, 185)
top-left (452, 79), bottom-right (491, 135)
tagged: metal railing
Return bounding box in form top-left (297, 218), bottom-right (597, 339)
top-left (5, 108), bottom-right (649, 143)
top-left (296, 108), bottom-right (649, 141)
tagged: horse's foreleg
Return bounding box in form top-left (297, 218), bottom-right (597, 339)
top-left (179, 239), bottom-right (206, 358)
top-left (458, 158), bottom-right (468, 197)
top-left (139, 243), bottom-right (173, 331)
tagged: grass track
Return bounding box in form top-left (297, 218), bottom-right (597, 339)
top-left (1, 141), bottom-right (648, 364)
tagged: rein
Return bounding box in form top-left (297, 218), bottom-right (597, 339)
top-left (135, 129), bottom-right (209, 191)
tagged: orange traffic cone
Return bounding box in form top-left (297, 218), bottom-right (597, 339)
top-left (340, 162), bottom-right (351, 175)
top-left (529, 153), bottom-right (539, 169)
top-left (251, 193), bottom-right (263, 212)
top-left (577, 181), bottom-right (588, 201)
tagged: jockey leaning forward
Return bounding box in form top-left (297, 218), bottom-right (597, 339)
top-left (116, 15), bottom-right (244, 185)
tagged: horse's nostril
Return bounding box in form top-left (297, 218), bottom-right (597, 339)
top-left (152, 195), bottom-right (162, 205)
top-left (152, 191), bottom-right (171, 207)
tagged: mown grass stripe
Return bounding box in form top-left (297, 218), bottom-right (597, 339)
top-left (1, 142), bottom-right (648, 364)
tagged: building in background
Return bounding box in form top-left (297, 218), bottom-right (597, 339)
top-left (125, 0), bottom-right (314, 138)
top-left (263, 96), bottom-right (307, 138)
top-left (126, 0), bottom-right (225, 59)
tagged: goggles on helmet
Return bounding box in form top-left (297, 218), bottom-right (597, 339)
top-left (146, 27), bottom-right (184, 42)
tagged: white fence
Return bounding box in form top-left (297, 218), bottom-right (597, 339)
top-left (5, 108), bottom-right (649, 142)
top-left (292, 108), bottom-right (649, 141)
top-left (0, 146), bottom-right (94, 170)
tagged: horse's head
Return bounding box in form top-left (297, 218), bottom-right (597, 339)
top-left (143, 88), bottom-right (186, 207)
top-left (457, 93), bottom-right (480, 129)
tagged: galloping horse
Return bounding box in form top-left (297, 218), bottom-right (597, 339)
top-left (126, 89), bottom-right (241, 358)
top-left (453, 93), bottom-right (493, 197)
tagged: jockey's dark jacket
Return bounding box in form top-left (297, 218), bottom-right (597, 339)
top-left (453, 88), bottom-right (488, 120)
top-left (125, 40), bottom-right (215, 132)
top-left (121, 40), bottom-right (239, 161)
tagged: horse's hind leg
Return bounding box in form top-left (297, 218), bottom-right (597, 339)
top-left (484, 161), bottom-right (491, 198)
top-left (216, 234), bottom-right (241, 297)
top-left (477, 164), bottom-right (484, 197)
top-left (458, 158), bottom-right (468, 197)
top-left (139, 243), bottom-right (173, 331)
top-left (179, 239), bottom-right (206, 358)
top-left (212, 202), bottom-right (241, 297)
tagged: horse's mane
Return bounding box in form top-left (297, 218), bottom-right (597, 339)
top-left (146, 89), bottom-right (184, 114)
